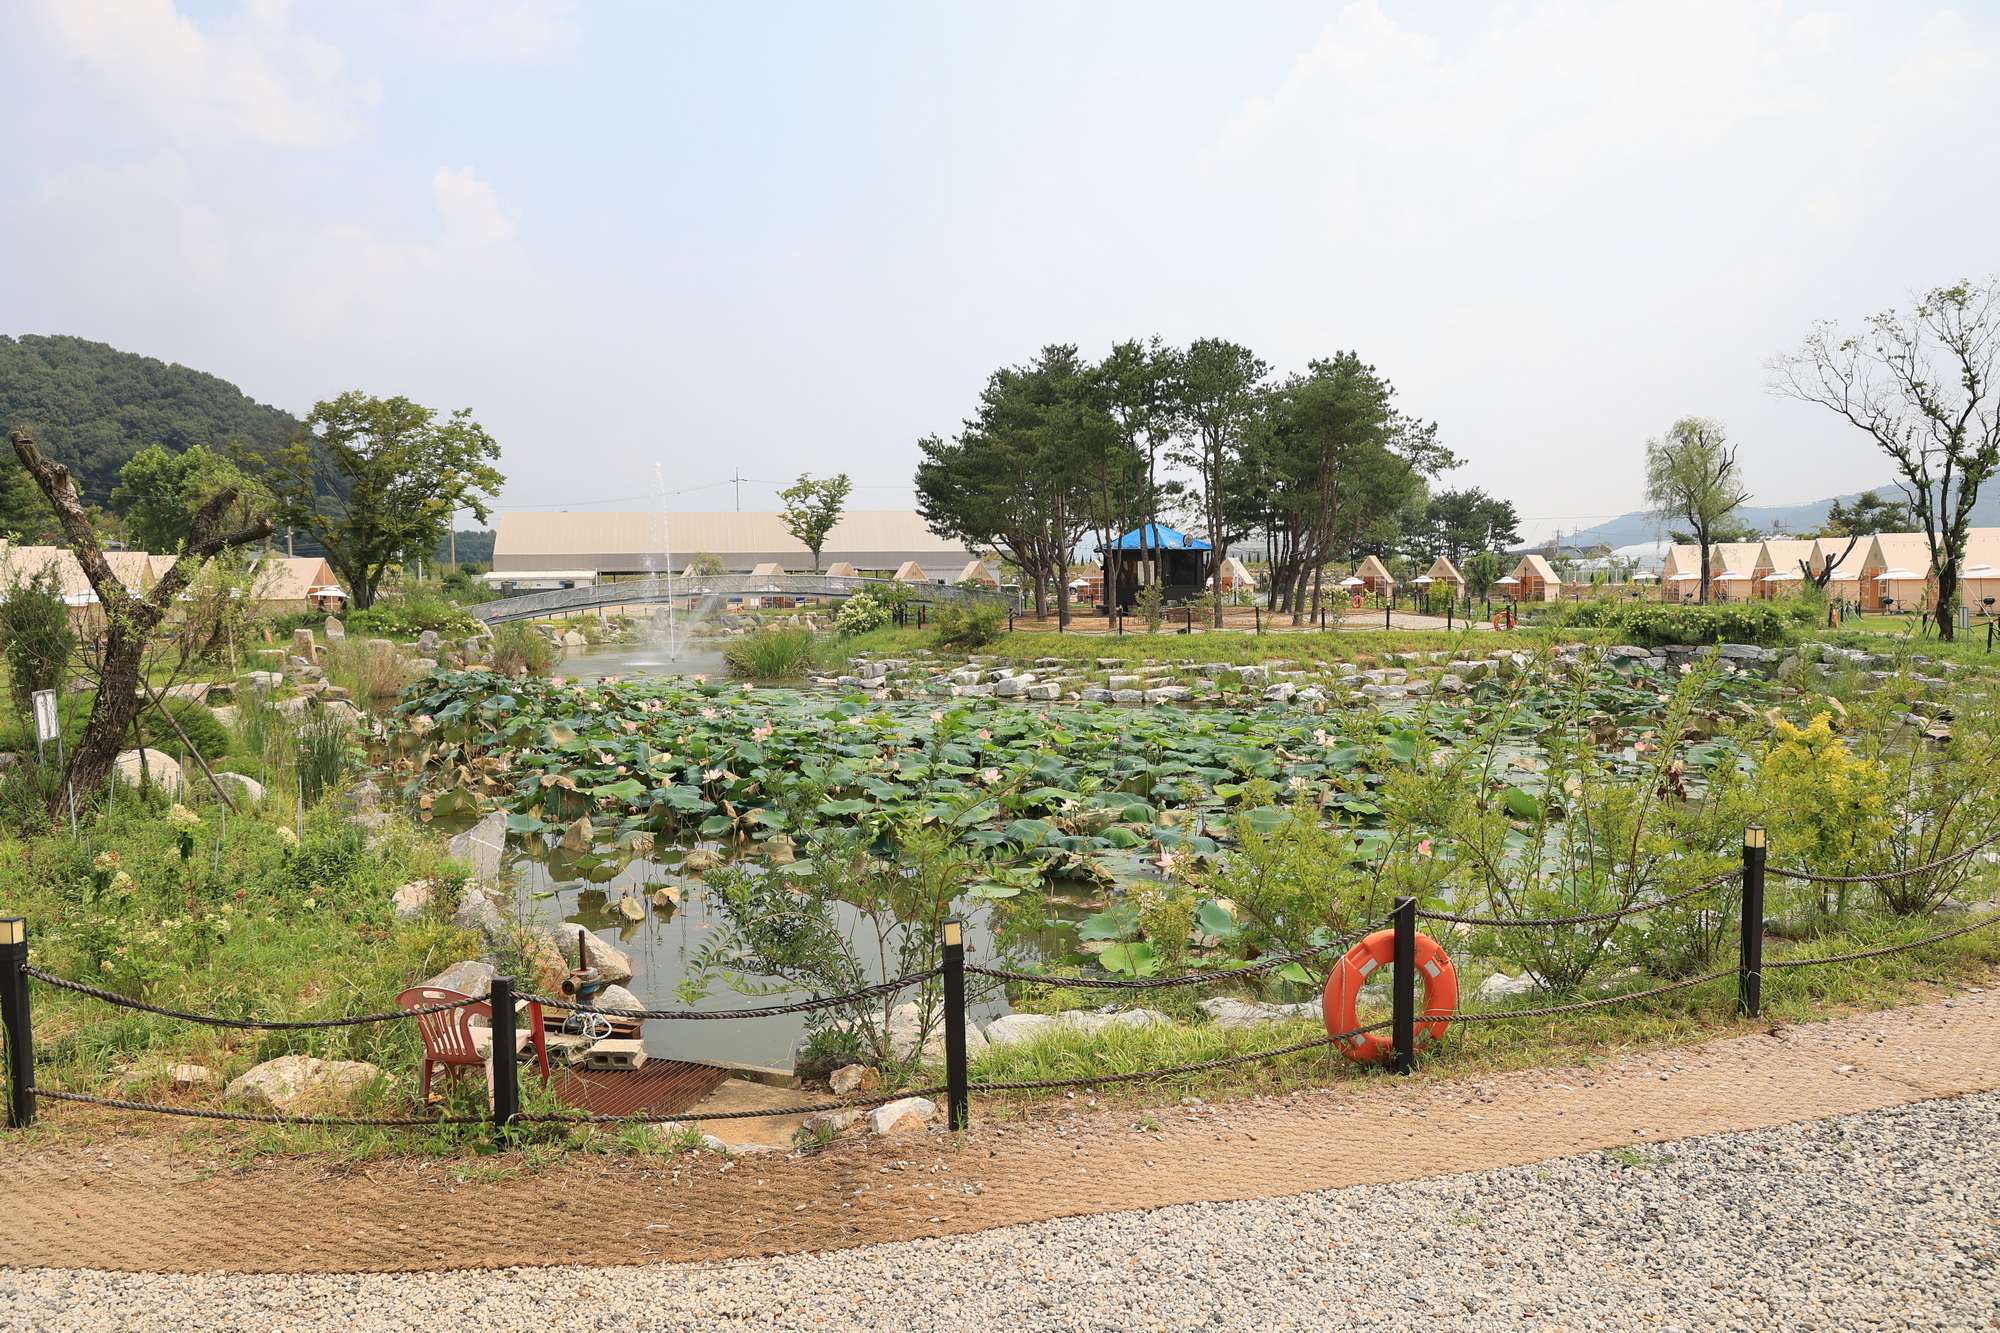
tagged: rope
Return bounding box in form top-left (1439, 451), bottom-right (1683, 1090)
top-left (1763, 912), bottom-right (2000, 968)
top-left (515, 1086), bottom-right (951, 1124)
top-left (23, 968), bottom-right (477, 1029)
top-left (1415, 872), bottom-right (1740, 929)
top-left (968, 1022), bottom-right (1392, 1091)
top-left (969, 923), bottom-right (1382, 990)
top-left (522, 969), bottom-right (942, 1020)
top-left (29, 1089), bottom-right (484, 1126)
top-left (1764, 831), bottom-right (2000, 885)
top-left (1440, 968), bottom-right (1741, 1022)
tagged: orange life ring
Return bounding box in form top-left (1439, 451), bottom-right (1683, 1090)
top-left (1323, 928), bottom-right (1458, 1063)
top-left (1491, 611), bottom-right (1510, 630)
top-left (1350, 592), bottom-right (1365, 610)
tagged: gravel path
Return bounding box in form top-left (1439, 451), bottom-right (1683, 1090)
top-left (6, 1090), bottom-right (1997, 1332)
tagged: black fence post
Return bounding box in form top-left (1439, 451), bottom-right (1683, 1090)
top-left (1392, 896), bottom-right (1416, 1075)
top-left (1254, 606), bottom-right (1261, 634)
top-left (1008, 613), bottom-right (1014, 634)
top-left (1, 918), bottom-right (32, 1128)
top-left (1384, 602), bottom-right (1391, 631)
top-left (489, 974), bottom-right (519, 1134)
top-left (941, 918), bottom-right (970, 1130)
top-left (1739, 828), bottom-right (1766, 1018)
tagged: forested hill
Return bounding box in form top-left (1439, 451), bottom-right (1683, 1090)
top-left (0, 335), bottom-right (297, 505)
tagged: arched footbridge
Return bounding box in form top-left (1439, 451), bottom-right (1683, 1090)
top-left (467, 573), bottom-right (1019, 626)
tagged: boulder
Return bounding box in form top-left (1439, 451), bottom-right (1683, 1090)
top-left (1475, 972), bottom-right (1535, 999)
top-left (290, 628), bottom-right (319, 661)
top-left (1197, 996), bottom-right (1322, 1029)
top-left (421, 958), bottom-right (496, 998)
top-left (991, 676), bottom-right (1028, 698)
top-left (1078, 688), bottom-right (1113, 703)
top-left (1262, 683), bottom-right (1297, 703)
top-left (1051, 1008), bottom-right (1169, 1035)
top-left (225, 1055), bottom-right (388, 1112)
top-left (209, 704), bottom-right (240, 730)
top-left (272, 696), bottom-right (312, 718)
top-left (1145, 686), bottom-right (1191, 704)
top-left (320, 699), bottom-right (367, 728)
top-left (406, 658), bottom-right (439, 675)
top-left (324, 616), bottom-right (346, 645)
top-left (830, 1064), bottom-right (881, 1095)
top-left (1233, 666), bottom-right (1269, 685)
top-left (589, 983), bottom-right (644, 1014)
top-left (417, 630), bottom-right (442, 656)
top-left (982, 1012), bottom-right (1058, 1047)
top-left (1106, 674), bottom-right (1141, 689)
top-left (801, 1109), bottom-right (861, 1136)
top-left (166, 1063), bottom-right (216, 1090)
top-left (448, 810), bottom-right (509, 885)
top-left (113, 749), bottom-right (183, 794)
top-left (390, 881), bottom-right (434, 922)
top-left (866, 1096), bottom-right (937, 1135)
top-left (160, 681), bottom-right (212, 704)
top-left (885, 1001), bottom-right (989, 1062)
top-left (575, 932), bottom-right (635, 986)
top-left (452, 887), bottom-right (508, 936)
top-left (209, 770), bottom-right (266, 804)
top-left (1110, 689), bottom-right (1144, 705)
top-left (560, 631), bottom-right (588, 649)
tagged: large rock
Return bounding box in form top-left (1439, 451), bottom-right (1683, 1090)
top-left (1051, 1008), bottom-right (1169, 1035)
top-left (421, 959), bottom-right (496, 998)
top-left (290, 628), bottom-right (319, 662)
top-left (575, 931), bottom-right (634, 987)
top-left (560, 631), bottom-right (588, 649)
top-left (225, 1055), bottom-right (389, 1112)
top-left (886, 1001), bottom-right (989, 1063)
top-left (452, 887), bottom-right (508, 936)
top-left (829, 1064), bottom-right (881, 1095)
top-left (982, 1012), bottom-right (1058, 1047)
top-left (448, 810), bottom-right (508, 885)
top-left (324, 616), bottom-right (346, 645)
top-left (589, 983), bottom-right (643, 1013)
top-left (113, 749), bottom-right (182, 794)
top-left (417, 630), bottom-right (442, 656)
top-left (991, 676), bottom-right (1028, 698)
top-left (1476, 972), bottom-right (1536, 999)
top-left (1197, 997), bottom-right (1321, 1029)
top-left (390, 881), bottom-right (434, 922)
top-left (209, 770), bottom-right (266, 804)
top-left (866, 1096), bottom-right (937, 1135)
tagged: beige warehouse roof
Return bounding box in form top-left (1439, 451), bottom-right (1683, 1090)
top-left (493, 511), bottom-right (972, 574)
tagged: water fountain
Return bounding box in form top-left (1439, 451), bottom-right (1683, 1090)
top-left (647, 462), bottom-right (682, 660)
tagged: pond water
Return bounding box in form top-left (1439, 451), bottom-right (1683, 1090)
top-left (510, 850), bottom-right (1017, 1069)
top-left (559, 639), bottom-right (734, 682)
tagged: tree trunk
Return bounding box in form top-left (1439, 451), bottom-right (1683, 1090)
top-left (1697, 535), bottom-right (1711, 605)
top-left (1937, 567), bottom-right (1959, 641)
top-left (10, 428), bottom-right (271, 820)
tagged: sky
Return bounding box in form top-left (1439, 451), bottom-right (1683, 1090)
top-left (4, 0), bottom-right (1997, 542)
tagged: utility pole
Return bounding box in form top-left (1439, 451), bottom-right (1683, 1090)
top-left (733, 470), bottom-right (743, 512)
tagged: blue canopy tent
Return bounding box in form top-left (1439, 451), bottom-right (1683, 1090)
top-left (1095, 524), bottom-right (1213, 611)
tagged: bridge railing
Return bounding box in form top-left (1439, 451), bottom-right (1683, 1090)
top-left (468, 573), bottom-right (1018, 624)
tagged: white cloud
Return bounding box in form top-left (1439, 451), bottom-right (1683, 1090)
top-left (32, 0), bottom-right (374, 149)
top-left (412, 0), bottom-right (578, 63)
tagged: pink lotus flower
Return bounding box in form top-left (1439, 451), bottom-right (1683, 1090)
top-left (1417, 839), bottom-right (1433, 857)
top-left (981, 768), bottom-right (1001, 784)
top-left (1156, 851), bottom-right (1185, 877)
top-left (623, 720), bottom-right (638, 731)
top-left (930, 711), bottom-right (944, 721)
top-left (752, 724), bottom-right (774, 740)
top-left (700, 707), bottom-right (718, 719)
top-left (977, 729), bottom-right (991, 741)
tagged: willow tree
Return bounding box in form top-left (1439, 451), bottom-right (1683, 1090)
top-left (1644, 418), bottom-right (1748, 606)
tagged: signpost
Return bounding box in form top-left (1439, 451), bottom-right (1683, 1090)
top-left (30, 689), bottom-right (61, 772)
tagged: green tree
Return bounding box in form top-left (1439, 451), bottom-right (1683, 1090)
top-left (777, 472), bottom-right (852, 572)
top-left (247, 392), bottom-right (503, 610)
top-left (1092, 338), bottom-right (1178, 615)
top-left (0, 454), bottom-right (57, 542)
top-left (916, 346), bottom-right (1102, 620)
top-left (1818, 489), bottom-right (1910, 538)
top-left (1463, 551), bottom-right (1504, 600)
top-left (1644, 417), bottom-right (1749, 605)
top-left (1169, 339), bottom-right (1270, 626)
top-left (1402, 487), bottom-right (1521, 566)
top-left (0, 561), bottom-right (75, 718)
top-left (111, 443), bottom-right (272, 553)
top-left (1774, 280), bottom-right (2000, 639)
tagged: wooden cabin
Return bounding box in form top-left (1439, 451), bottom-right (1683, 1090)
top-left (1502, 554), bottom-right (1564, 602)
top-left (1353, 554), bottom-right (1396, 600)
top-left (1095, 524), bottom-right (1212, 610)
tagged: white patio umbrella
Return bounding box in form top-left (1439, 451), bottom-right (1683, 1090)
top-left (1762, 570), bottom-right (1805, 582)
top-left (1338, 576), bottom-right (1366, 587)
top-left (1630, 571), bottom-right (1658, 581)
top-left (1713, 570), bottom-right (1749, 581)
top-left (1413, 575), bottom-right (1433, 584)
top-left (1824, 568), bottom-right (1860, 581)
top-left (1665, 572), bottom-right (1702, 582)
top-left (1494, 575), bottom-right (1520, 585)
top-left (1877, 567), bottom-right (1921, 581)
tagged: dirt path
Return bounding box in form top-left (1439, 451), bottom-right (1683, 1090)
top-left (5, 985), bottom-right (1994, 1274)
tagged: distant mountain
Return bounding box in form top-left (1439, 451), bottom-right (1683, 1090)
top-left (0, 335), bottom-right (297, 506)
top-left (1541, 485), bottom-right (2000, 551)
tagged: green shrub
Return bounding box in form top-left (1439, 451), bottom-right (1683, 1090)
top-left (0, 564), bottom-right (75, 715)
top-left (931, 601), bottom-right (1009, 648)
top-left (1547, 599), bottom-right (1816, 647)
top-left (835, 590), bottom-right (895, 634)
top-left (141, 696), bottom-right (231, 760)
top-left (490, 622), bottom-right (554, 676)
top-left (346, 592), bottom-right (478, 637)
top-left (724, 625), bottom-right (831, 679)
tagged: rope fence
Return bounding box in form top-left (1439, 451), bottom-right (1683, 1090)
top-left (4, 821), bottom-right (1997, 1138)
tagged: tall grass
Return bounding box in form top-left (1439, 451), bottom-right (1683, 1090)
top-left (296, 716), bottom-right (356, 804)
top-left (491, 622), bottom-right (555, 677)
top-left (324, 638), bottom-right (409, 701)
top-left (724, 625), bottom-right (834, 679)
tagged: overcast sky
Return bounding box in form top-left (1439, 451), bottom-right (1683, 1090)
top-left (5, 1), bottom-right (1996, 541)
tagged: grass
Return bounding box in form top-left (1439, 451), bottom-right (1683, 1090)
top-left (723, 625), bottom-right (839, 679)
top-left (834, 624), bottom-right (1617, 669)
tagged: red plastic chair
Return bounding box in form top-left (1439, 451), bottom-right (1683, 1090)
top-left (397, 986), bottom-right (550, 1103)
